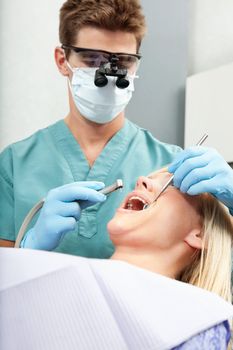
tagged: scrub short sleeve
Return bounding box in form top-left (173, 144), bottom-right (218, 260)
top-left (0, 147), bottom-right (15, 241)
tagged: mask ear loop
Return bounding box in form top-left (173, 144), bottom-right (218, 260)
top-left (64, 58), bottom-right (76, 98)
top-left (66, 60), bottom-right (75, 73)
top-left (67, 76), bottom-right (73, 96)
top-left (61, 47), bottom-right (75, 90)
top-left (62, 47), bottom-right (78, 92)
top-left (60, 46), bottom-right (74, 73)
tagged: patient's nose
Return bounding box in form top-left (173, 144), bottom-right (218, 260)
top-left (136, 176), bottom-right (153, 192)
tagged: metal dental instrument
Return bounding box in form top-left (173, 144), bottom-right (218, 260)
top-left (99, 179), bottom-right (123, 195)
top-left (143, 134), bottom-right (208, 210)
top-left (14, 179), bottom-right (124, 248)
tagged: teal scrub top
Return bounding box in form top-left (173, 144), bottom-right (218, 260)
top-left (0, 119), bottom-right (181, 258)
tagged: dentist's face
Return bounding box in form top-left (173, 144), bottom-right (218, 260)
top-left (107, 170), bottom-right (202, 250)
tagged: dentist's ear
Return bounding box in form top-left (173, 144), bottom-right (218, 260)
top-left (184, 228), bottom-right (204, 250)
top-left (54, 47), bottom-right (70, 77)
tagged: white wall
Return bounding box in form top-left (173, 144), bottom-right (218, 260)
top-left (0, 1), bottom-right (67, 149)
top-left (188, 0), bottom-right (233, 75)
top-left (127, 0), bottom-right (188, 146)
top-left (186, 0), bottom-right (233, 162)
top-left (185, 63), bottom-right (233, 162)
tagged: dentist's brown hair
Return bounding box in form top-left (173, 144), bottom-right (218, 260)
top-left (59, 0), bottom-right (146, 58)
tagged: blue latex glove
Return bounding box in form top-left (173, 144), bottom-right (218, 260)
top-left (21, 181), bottom-right (106, 250)
top-left (168, 146), bottom-right (233, 215)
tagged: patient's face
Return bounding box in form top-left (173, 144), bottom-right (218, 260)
top-left (107, 170), bottom-right (202, 250)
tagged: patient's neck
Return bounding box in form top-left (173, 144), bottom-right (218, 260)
top-left (111, 247), bottom-right (181, 279)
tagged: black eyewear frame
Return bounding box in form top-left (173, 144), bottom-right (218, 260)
top-left (61, 44), bottom-right (142, 60)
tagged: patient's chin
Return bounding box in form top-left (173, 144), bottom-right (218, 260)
top-left (107, 217), bottom-right (128, 237)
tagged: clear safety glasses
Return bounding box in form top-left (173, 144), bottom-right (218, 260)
top-left (61, 44), bottom-right (141, 74)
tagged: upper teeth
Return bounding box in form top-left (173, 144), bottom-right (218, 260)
top-left (129, 196), bottom-right (147, 204)
top-left (125, 195), bottom-right (149, 211)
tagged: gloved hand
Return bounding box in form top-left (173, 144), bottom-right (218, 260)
top-left (21, 181), bottom-right (106, 250)
top-left (168, 147), bottom-right (233, 215)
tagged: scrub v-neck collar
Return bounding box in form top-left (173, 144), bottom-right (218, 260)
top-left (49, 118), bottom-right (137, 182)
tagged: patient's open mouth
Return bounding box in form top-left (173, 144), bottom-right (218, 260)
top-left (124, 195), bottom-right (149, 211)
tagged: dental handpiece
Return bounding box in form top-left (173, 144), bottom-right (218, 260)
top-left (143, 133), bottom-right (208, 210)
top-left (99, 179), bottom-right (124, 195)
top-left (14, 179), bottom-right (124, 248)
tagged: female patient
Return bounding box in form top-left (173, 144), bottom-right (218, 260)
top-left (1, 169), bottom-right (233, 350)
top-left (108, 168), bottom-right (233, 348)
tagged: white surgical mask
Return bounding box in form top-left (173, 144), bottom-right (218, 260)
top-left (67, 62), bottom-right (137, 124)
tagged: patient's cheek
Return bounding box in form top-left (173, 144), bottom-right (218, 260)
top-left (156, 192), bottom-right (198, 235)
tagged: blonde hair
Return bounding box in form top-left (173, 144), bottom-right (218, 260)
top-left (180, 193), bottom-right (233, 303)
top-left (148, 167), bottom-right (233, 302)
